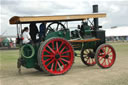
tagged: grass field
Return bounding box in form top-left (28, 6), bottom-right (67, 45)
top-left (0, 42), bottom-right (128, 85)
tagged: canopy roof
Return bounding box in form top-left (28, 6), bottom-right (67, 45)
top-left (9, 13), bottom-right (106, 24)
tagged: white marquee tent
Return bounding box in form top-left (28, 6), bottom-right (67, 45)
top-left (102, 26), bottom-right (128, 37)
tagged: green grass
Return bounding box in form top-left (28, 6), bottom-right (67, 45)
top-left (0, 42), bottom-right (128, 85)
top-left (0, 50), bottom-right (19, 63)
top-left (0, 42), bottom-right (128, 63)
top-left (110, 43), bottom-right (128, 51)
top-left (108, 43), bottom-right (128, 57)
top-left (0, 42), bottom-right (127, 67)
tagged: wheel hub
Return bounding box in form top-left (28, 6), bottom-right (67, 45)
top-left (87, 52), bottom-right (95, 58)
top-left (55, 54), bottom-right (60, 59)
top-left (105, 55), bottom-right (109, 58)
top-left (100, 49), bottom-right (104, 53)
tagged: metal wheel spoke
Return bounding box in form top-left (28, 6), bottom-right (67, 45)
top-left (87, 57), bottom-right (90, 64)
top-left (61, 55), bottom-right (70, 58)
top-left (98, 55), bottom-right (105, 58)
top-left (55, 60), bottom-right (57, 71)
top-left (59, 42), bottom-right (64, 50)
top-left (56, 23), bottom-right (59, 31)
top-left (83, 55), bottom-right (88, 58)
top-left (107, 47), bottom-right (110, 54)
top-left (52, 41), bottom-right (54, 50)
top-left (89, 58), bottom-right (91, 64)
top-left (49, 26), bottom-right (52, 29)
top-left (90, 49), bottom-right (93, 52)
top-left (99, 57), bottom-right (103, 62)
top-left (44, 57), bottom-right (52, 63)
top-left (107, 50), bottom-right (112, 55)
top-left (86, 57), bottom-right (89, 62)
top-left (108, 58), bottom-right (112, 62)
top-left (91, 58), bottom-right (93, 64)
top-left (86, 50), bottom-right (89, 54)
top-left (56, 41), bottom-right (59, 52)
top-left (57, 62), bottom-right (63, 71)
top-left (61, 58), bottom-right (70, 64)
top-left (104, 46), bottom-right (107, 54)
top-left (101, 48), bottom-right (106, 55)
top-left (47, 45), bottom-right (55, 54)
top-left (50, 63), bottom-right (54, 71)
top-left (60, 46), bottom-right (66, 54)
top-left (43, 55), bottom-right (54, 57)
top-left (83, 51), bottom-right (88, 55)
top-left (61, 50), bottom-right (71, 54)
top-left (92, 59), bottom-right (96, 64)
top-left (59, 59), bottom-right (66, 68)
top-left (104, 59), bottom-right (106, 66)
top-left (109, 55), bottom-right (113, 57)
top-left (108, 59), bottom-right (111, 64)
top-left (46, 59), bottom-right (55, 67)
top-left (101, 59), bottom-right (105, 65)
top-left (44, 49), bottom-right (53, 55)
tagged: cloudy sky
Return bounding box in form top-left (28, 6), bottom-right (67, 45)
top-left (0, 0), bottom-right (128, 36)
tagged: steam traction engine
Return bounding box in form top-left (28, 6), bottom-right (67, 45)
top-left (9, 5), bottom-right (116, 75)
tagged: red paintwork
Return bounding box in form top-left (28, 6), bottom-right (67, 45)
top-left (97, 45), bottom-right (116, 68)
top-left (85, 57), bottom-right (96, 65)
top-left (41, 38), bottom-right (74, 75)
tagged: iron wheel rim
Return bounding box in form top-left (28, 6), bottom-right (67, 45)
top-left (38, 38), bottom-right (74, 75)
top-left (95, 44), bottom-right (116, 68)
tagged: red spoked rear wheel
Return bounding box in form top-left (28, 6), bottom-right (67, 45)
top-left (38, 38), bottom-right (74, 75)
top-left (95, 44), bottom-right (116, 68)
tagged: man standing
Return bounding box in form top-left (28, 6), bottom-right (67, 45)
top-left (29, 23), bottom-right (39, 43)
top-left (39, 22), bottom-right (46, 41)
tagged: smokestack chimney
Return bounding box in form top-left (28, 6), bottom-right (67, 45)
top-left (93, 5), bottom-right (99, 30)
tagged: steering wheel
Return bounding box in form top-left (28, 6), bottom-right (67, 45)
top-left (46, 22), bottom-right (67, 35)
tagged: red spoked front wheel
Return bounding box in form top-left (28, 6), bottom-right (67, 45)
top-left (38, 38), bottom-right (74, 75)
top-left (95, 44), bottom-right (116, 68)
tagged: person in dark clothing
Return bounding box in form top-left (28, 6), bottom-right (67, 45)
top-left (29, 23), bottom-right (39, 43)
top-left (39, 22), bottom-right (46, 41)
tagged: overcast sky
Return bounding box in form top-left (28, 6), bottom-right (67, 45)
top-left (0, 0), bottom-right (128, 36)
